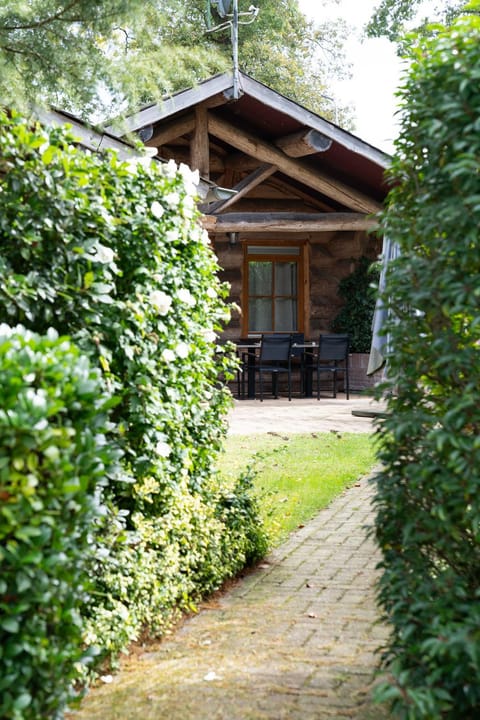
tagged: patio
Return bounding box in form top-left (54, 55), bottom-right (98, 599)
top-left (227, 394), bottom-right (385, 435)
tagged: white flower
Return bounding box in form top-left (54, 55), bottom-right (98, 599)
top-left (87, 243), bottom-right (115, 264)
top-left (25, 388), bottom-right (47, 409)
top-left (165, 191), bottom-right (180, 207)
top-left (202, 330), bottom-right (217, 343)
top-left (125, 156), bottom-right (153, 174)
top-left (200, 229), bottom-right (211, 246)
top-left (165, 230), bottom-right (178, 243)
top-left (155, 440), bottom-right (172, 458)
top-left (150, 290), bottom-right (172, 315)
top-left (175, 342), bottom-right (190, 359)
top-left (161, 348), bottom-right (175, 363)
top-left (46, 327), bottom-right (59, 341)
top-left (177, 288), bottom-right (196, 307)
top-left (181, 194), bottom-right (195, 218)
top-left (0, 323), bottom-right (13, 338)
top-left (206, 286), bottom-right (217, 299)
top-left (151, 200), bottom-right (164, 219)
top-left (163, 159), bottom-right (177, 178)
top-left (179, 163), bottom-right (199, 191)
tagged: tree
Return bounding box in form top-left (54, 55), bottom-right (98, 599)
top-left (366, 0), bottom-right (467, 42)
top-left (0, 1), bottom-right (351, 124)
top-left (0, 0), bottom-right (143, 115)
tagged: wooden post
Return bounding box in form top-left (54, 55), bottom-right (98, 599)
top-left (191, 106), bottom-right (210, 179)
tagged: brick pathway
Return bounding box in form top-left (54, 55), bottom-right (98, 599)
top-left (77, 477), bottom-right (389, 719)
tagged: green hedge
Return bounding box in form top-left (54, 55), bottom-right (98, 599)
top-left (0, 326), bottom-right (118, 720)
top-left (0, 111), bottom-right (267, 704)
top-left (372, 10), bottom-right (480, 719)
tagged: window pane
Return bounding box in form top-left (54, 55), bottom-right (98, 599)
top-left (275, 299), bottom-right (297, 331)
top-left (249, 261), bottom-right (272, 295)
top-left (275, 262), bottom-right (297, 295)
top-left (249, 298), bottom-right (272, 331)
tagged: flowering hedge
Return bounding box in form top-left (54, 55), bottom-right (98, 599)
top-left (0, 111), bottom-right (267, 710)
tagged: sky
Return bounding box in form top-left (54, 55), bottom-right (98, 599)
top-left (298, 0), bottom-right (405, 154)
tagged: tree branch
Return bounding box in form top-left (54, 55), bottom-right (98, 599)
top-left (1, 1), bottom-right (88, 32)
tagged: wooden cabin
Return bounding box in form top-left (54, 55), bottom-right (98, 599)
top-left (108, 71), bottom-right (390, 344)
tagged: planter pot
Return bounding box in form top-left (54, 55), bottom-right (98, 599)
top-left (349, 352), bottom-right (383, 392)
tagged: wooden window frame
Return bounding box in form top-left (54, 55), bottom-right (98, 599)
top-left (242, 241), bottom-right (306, 337)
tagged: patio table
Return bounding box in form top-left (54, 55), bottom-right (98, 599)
top-left (235, 340), bottom-right (317, 399)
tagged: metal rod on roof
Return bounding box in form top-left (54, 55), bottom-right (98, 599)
top-left (205, 3), bottom-right (258, 100)
top-left (232, 0), bottom-right (240, 100)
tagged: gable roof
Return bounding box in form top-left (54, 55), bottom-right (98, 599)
top-left (108, 72), bottom-right (389, 166)
top-left (107, 71), bottom-right (390, 206)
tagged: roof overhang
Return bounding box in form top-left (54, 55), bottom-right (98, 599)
top-left (106, 71), bottom-right (391, 171)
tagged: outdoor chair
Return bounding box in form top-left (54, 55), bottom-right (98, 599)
top-left (256, 334), bottom-right (293, 401)
top-left (314, 333), bottom-right (350, 400)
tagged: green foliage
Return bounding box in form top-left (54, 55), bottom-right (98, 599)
top-left (0, 1), bottom-right (351, 125)
top-left (114, 0), bottom-right (351, 122)
top-left (0, 325), bottom-right (117, 720)
top-left (0, 111), bottom-right (267, 691)
top-left (85, 469), bottom-right (268, 662)
top-left (331, 256), bottom-right (379, 353)
top-left (366, 0), bottom-right (467, 43)
top-left (372, 10), bottom-right (480, 718)
top-left (0, 0), bottom-right (144, 116)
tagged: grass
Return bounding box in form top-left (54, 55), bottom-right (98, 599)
top-left (217, 431), bottom-right (378, 547)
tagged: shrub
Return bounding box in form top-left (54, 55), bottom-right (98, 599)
top-left (0, 325), bottom-right (118, 720)
top-left (0, 111), bottom-right (266, 674)
top-left (372, 11), bottom-right (480, 719)
top-left (331, 255), bottom-right (379, 352)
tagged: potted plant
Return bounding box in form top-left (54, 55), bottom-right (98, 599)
top-left (331, 255), bottom-right (380, 390)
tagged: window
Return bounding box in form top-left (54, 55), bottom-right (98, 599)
top-left (244, 245), bottom-right (304, 335)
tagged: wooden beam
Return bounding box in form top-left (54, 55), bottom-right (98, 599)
top-left (147, 113), bottom-right (195, 147)
top-left (205, 164), bottom-right (277, 214)
top-left (207, 114), bottom-right (382, 213)
top-left (275, 128), bottom-right (332, 157)
top-left (200, 215), bottom-right (217, 232)
top-left (204, 212), bottom-right (378, 233)
top-left (224, 152), bottom-right (263, 172)
top-left (190, 106), bottom-right (210, 178)
top-left (267, 176), bottom-right (334, 212)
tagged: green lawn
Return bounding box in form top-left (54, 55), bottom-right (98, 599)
top-left (217, 432), bottom-right (378, 547)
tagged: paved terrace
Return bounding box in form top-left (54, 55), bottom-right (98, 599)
top-left (227, 394), bottom-right (385, 435)
top-left (75, 394), bottom-right (390, 720)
